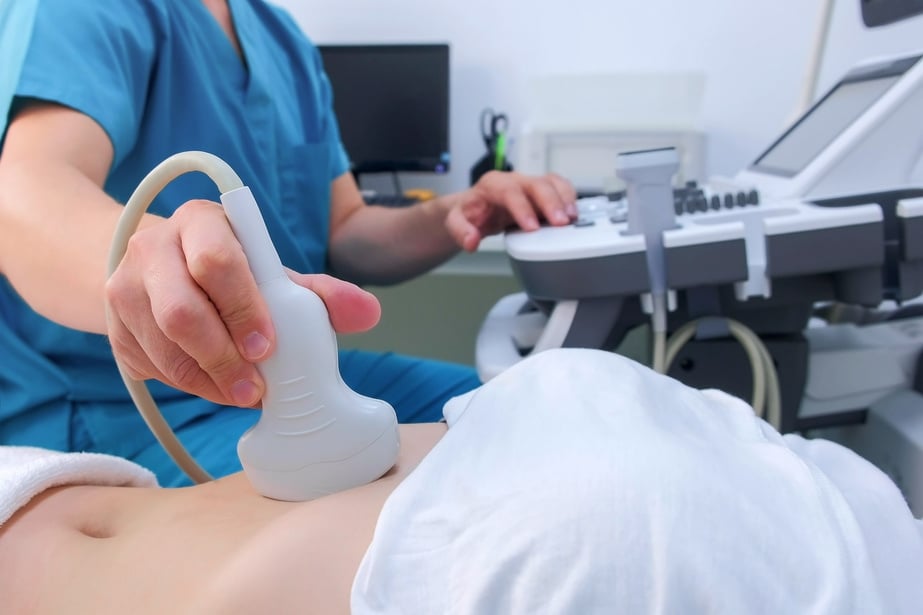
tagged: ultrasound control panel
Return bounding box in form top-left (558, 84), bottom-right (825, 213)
top-left (672, 181), bottom-right (761, 215)
top-left (573, 182), bottom-right (764, 227)
top-left (508, 186), bottom-right (902, 309)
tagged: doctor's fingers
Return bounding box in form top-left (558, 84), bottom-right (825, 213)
top-left (288, 272), bottom-right (383, 334)
top-left (520, 173), bottom-right (577, 224)
top-left (108, 272), bottom-right (263, 406)
top-left (146, 261), bottom-right (265, 407)
top-left (173, 200), bottom-right (276, 365)
top-left (108, 310), bottom-right (231, 405)
top-left (474, 171), bottom-right (573, 229)
top-left (471, 171), bottom-right (537, 231)
top-left (444, 202), bottom-right (500, 252)
top-left (106, 217), bottom-right (266, 407)
top-left (545, 173), bottom-right (578, 216)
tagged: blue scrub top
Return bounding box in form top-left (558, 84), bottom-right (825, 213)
top-left (0, 0), bottom-right (38, 136)
top-left (0, 0), bottom-right (351, 455)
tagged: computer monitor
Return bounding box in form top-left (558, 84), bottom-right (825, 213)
top-left (317, 43), bottom-right (451, 175)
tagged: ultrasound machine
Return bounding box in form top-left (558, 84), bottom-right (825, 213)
top-left (476, 2), bottom-right (923, 514)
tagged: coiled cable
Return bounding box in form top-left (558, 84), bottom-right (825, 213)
top-left (653, 316), bottom-right (783, 430)
top-left (106, 151), bottom-right (245, 484)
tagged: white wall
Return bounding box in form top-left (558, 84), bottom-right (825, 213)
top-left (276, 0), bottom-right (923, 194)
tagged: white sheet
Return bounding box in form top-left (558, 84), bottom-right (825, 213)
top-left (352, 347), bottom-right (923, 614)
top-left (0, 446), bottom-right (157, 526)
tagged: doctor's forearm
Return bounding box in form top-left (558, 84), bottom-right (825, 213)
top-left (327, 197), bottom-right (460, 286)
top-left (0, 158), bottom-right (160, 334)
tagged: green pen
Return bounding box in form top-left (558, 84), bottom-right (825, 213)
top-left (494, 132), bottom-right (507, 170)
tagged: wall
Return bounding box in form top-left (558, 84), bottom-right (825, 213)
top-left (337, 272), bottom-right (524, 366)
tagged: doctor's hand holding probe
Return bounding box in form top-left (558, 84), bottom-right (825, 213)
top-left (101, 167), bottom-right (577, 411)
top-left (0, 107), bottom-right (576, 405)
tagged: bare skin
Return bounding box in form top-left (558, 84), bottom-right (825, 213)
top-left (0, 423), bottom-right (447, 615)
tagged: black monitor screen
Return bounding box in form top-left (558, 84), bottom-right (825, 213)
top-left (861, 0), bottom-right (923, 27)
top-left (318, 43), bottom-right (450, 175)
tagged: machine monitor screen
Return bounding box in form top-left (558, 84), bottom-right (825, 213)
top-left (750, 55), bottom-right (920, 177)
top-left (861, 0), bottom-right (923, 27)
top-left (318, 43), bottom-right (450, 175)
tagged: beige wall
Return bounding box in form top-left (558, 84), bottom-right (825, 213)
top-left (337, 273), bottom-right (524, 367)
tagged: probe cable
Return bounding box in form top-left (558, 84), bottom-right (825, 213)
top-left (106, 151), bottom-right (247, 484)
top-left (652, 315), bottom-right (783, 431)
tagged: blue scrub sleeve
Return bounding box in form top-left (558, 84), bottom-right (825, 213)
top-left (13, 0), bottom-right (160, 167)
top-left (0, 0), bottom-right (38, 140)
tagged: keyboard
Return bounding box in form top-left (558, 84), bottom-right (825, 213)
top-left (367, 193), bottom-right (421, 207)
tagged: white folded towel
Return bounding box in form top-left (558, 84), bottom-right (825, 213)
top-left (0, 446), bottom-right (158, 526)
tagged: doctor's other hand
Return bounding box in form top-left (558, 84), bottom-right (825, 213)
top-left (105, 199), bottom-right (381, 408)
top-left (444, 171), bottom-right (578, 252)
